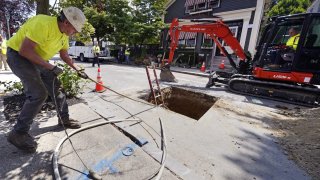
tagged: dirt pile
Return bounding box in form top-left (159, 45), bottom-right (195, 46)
top-left (273, 107), bottom-right (320, 179)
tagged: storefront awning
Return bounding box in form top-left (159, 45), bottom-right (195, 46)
top-left (194, 0), bottom-right (207, 4)
top-left (185, 0), bottom-right (195, 7)
top-left (179, 32), bottom-right (186, 40)
top-left (185, 32), bottom-right (197, 39)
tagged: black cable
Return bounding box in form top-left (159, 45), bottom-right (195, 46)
top-left (52, 70), bottom-right (168, 179)
top-left (52, 77), bottom-right (92, 175)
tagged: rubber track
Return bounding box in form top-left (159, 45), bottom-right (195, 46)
top-left (228, 77), bottom-right (320, 107)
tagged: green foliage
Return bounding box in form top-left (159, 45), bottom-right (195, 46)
top-left (106, 0), bottom-right (133, 45)
top-left (83, 6), bottom-right (113, 42)
top-left (0, 81), bottom-right (24, 95)
top-left (58, 0), bottom-right (169, 46)
top-left (267, 0), bottom-right (311, 17)
top-left (130, 0), bottom-right (168, 45)
top-left (57, 63), bottom-right (87, 98)
top-left (73, 21), bottom-right (95, 43)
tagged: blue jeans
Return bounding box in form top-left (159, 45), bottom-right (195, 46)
top-left (125, 55), bottom-right (130, 64)
top-left (7, 48), bottom-right (69, 133)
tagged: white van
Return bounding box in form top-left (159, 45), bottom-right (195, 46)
top-left (68, 41), bottom-right (111, 62)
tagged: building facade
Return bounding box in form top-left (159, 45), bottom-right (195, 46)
top-left (162, 0), bottom-right (266, 68)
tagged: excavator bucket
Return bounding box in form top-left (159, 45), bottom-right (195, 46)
top-left (160, 66), bottom-right (177, 82)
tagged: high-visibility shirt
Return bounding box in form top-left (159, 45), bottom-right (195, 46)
top-left (7, 15), bottom-right (69, 61)
top-left (1, 39), bottom-right (7, 55)
top-left (92, 45), bottom-right (100, 53)
top-left (125, 50), bottom-right (130, 55)
top-left (286, 34), bottom-right (300, 50)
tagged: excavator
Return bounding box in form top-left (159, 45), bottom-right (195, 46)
top-left (160, 13), bottom-right (320, 107)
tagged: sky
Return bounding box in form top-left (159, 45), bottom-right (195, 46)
top-left (49, 0), bottom-right (56, 6)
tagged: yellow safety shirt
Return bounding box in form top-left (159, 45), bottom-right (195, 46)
top-left (125, 50), bottom-right (130, 55)
top-left (93, 45), bottom-right (100, 53)
top-left (286, 34), bottom-right (300, 50)
top-left (1, 39), bottom-right (7, 55)
top-left (7, 15), bottom-right (69, 61)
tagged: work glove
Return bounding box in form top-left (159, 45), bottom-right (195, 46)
top-left (51, 66), bottom-right (63, 76)
top-left (77, 69), bottom-right (89, 79)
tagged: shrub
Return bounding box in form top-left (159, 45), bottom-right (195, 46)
top-left (0, 63), bottom-right (87, 98)
top-left (0, 81), bottom-right (24, 95)
top-left (57, 63), bottom-right (87, 98)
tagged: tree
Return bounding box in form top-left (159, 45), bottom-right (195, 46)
top-left (57, 0), bottom-right (169, 47)
top-left (106, 0), bottom-right (133, 45)
top-left (131, 0), bottom-right (167, 45)
top-left (36, 0), bottom-right (49, 15)
top-left (83, 6), bottom-right (113, 43)
top-left (73, 21), bottom-right (95, 43)
top-left (0, 0), bottom-right (35, 38)
top-left (268, 0), bottom-right (311, 17)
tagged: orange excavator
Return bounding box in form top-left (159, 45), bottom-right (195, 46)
top-left (160, 13), bottom-right (320, 106)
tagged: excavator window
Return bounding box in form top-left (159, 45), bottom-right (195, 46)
top-left (297, 16), bottom-right (320, 73)
top-left (263, 18), bottom-right (304, 70)
top-left (271, 22), bottom-right (303, 46)
top-left (304, 18), bottom-right (320, 48)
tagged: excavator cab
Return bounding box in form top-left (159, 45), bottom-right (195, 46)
top-left (253, 13), bottom-right (320, 84)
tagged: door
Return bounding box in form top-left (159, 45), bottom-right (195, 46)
top-left (294, 15), bottom-right (320, 73)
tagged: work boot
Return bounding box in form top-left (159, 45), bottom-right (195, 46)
top-left (58, 118), bottom-right (81, 129)
top-left (7, 130), bottom-right (37, 153)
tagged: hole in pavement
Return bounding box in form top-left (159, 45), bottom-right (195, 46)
top-left (143, 87), bottom-right (218, 120)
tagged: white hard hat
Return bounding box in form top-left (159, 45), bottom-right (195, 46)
top-left (63, 7), bottom-right (86, 32)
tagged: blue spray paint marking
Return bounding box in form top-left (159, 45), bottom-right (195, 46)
top-left (76, 143), bottom-right (137, 180)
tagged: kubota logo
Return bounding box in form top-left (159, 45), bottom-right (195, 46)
top-left (273, 75), bottom-right (291, 79)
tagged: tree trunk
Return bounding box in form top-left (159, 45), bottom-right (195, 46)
top-left (36, 0), bottom-right (49, 15)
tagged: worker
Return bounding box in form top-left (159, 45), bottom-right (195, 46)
top-left (268, 27), bottom-right (301, 69)
top-left (6, 7), bottom-right (88, 153)
top-left (125, 47), bottom-right (130, 64)
top-left (0, 35), bottom-right (8, 71)
top-left (286, 27), bottom-right (300, 50)
top-left (118, 47), bottom-right (124, 64)
top-left (92, 42), bottom-right (100, 67)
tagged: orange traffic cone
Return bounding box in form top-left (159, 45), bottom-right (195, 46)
top-left (95, 68), bottom-right (106, 93)
top-left (219, 60), bottom-right (225, 69)
top-left (200, 62), bottom-right (206, 72)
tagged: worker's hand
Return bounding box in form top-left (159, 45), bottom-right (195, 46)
top-left (77, 69), bottom-right (89, 79)
top-left (51, 66), bottom-right (63, 76)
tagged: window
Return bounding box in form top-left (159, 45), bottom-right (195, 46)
top-left (208, 0), bottom-right (221, 8)
top-left (185, 5), bottom-right (195, 13)
top-left (178, 32), bottom-right (186, 46)
top-left (179, 39), bottom-right (186, 45)
top-left (304, 17), bottom-right (320, 48)
top-left (221, 26), bottom-right (238, 46)
top-left (185, 32), bottom-right (197, 47)
top-left (202, 34), bottom-right (213, 48)
top-left (271, 21), bottom-right (303, 46)
top-left (185, 0), bottom-right (195, 13)
top-left (197, 2), bottom-right (206, 10)
top-left (215, 26), bottom-right (238, 55)
top-left (186, 39), bottom-right (196, 47)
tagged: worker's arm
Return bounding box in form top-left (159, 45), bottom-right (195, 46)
top-left (19, 38), bottom-right (55, 70)
top-left (60, 49), bottom-right (88, 79)
top-left (59, 49), bottom-right (82, 71)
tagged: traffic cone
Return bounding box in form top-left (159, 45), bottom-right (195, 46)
top-left (95, 68), bottom-right (106, 93)
top-left (219, 60), bottom-right (225, 69)
top-left (200, 62), bottom-right (206, 72)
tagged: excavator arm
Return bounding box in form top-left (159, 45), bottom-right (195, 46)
top-left (160, 18), bottom-right (250, 82)
top-left (166, 18), bottom-right (247, 64)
